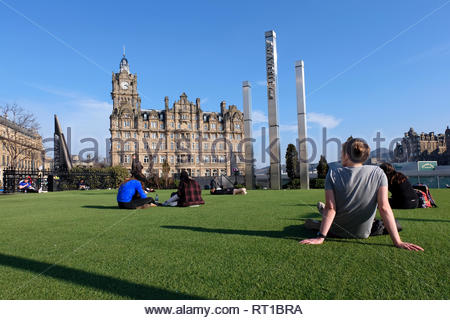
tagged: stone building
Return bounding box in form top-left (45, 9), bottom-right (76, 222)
top-left (109, 55), bottom-right (245, 177)
top-left (394, 127), bottom-right (450, 164)
top-left (0, 115), bottom-right (44, 185)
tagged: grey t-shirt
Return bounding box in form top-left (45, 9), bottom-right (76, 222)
top-left (325, 165), bottom-right (388, 239)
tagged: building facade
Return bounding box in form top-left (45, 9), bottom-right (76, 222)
top-left (109, 55), bottom-right (245, 177)
top-left (394, 127), bottom-right (450, 164)
top-left (0, 115), bottom-right (44, 185)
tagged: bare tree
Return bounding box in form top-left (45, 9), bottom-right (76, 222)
top-left (0, 103), bottom-right (41, 168)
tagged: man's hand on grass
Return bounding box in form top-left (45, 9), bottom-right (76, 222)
top-left (299, 238), bottom-right (325, 245)
top-left (395, 242), bottom-right (424, 251)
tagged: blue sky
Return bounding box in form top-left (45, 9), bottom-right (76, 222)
top-left (1, 0), bottom-right (450, 167)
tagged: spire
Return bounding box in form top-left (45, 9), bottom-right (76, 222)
top-left (120, 47), bottom-right (129, 73)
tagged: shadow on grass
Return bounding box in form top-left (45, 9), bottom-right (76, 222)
top-left (82, 205), bottom-right (120, 210)
top-left (162, 224), bottom-right (395, 247)
top-left (0, 253), bottom-right (201, 299)
top-left (161, 224), bottom-right (316, 241)
top-left (280, 203), bottom-right (317, 207)
top-left (396, 217), bottom-right (450, 223)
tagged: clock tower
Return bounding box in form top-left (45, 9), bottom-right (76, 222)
top-left (109, 54), bottom-right (142, 165)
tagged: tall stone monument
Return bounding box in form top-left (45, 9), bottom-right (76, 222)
top-left (54, 114), bottom-right (73, 173)
top-left (242, 81), bottom-right (255, 189)
top-left (265, 30), bottom-right (281, 189)
top-left (295, 60), bottom-right (309, 189)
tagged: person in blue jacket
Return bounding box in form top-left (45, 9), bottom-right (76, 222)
top-left (117, 178), bottom-right (156, 209)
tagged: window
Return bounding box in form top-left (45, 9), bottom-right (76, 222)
top-left (213, 169), bottom-right (218, 176)
top-left (177, 123), bottom-right (181, 129)
top-left (152, 133), bottom-right (157, 139)
top-left (124, 132), bottom-right (131, 138)
top-left (160, 132), bottom-right (165, 138)
top-left (196, 156), bottom-right (199, 163)
top-left (211, 133), bottom-right (216, 140)
top-left (144, 123), bottom-right (148, 129)
top-left (152, 142), bottom-right (157, 150)
top-left (124, 143), bottom-right (130, 151)
top-left (219, 143), bottom-right (224, 150)
top-left (219, 125), bottom-right (224, 131)
top-left (124, 154), bottom-right (130, 163)
top-left (237, 134), bottom-right (241, 140)
top-left (229, 134), bottom-right (233, 140)
top-left (204, 124), bottom-right (208, 130)
top-left (115, 132), bottom-right (120, 138)
top-left (211, 123), bottom-right (216, 129)
top-left (235, 124), bottom-right (241, 130)
top-left (204, 156), bottom-right (210, 163)
top-left (171, 142), bottom-right (174, 150)
top-left (123, 120), bottom-right (131, 127)
top-left (203, 143), bottom-right (208, 150)
top-left (220, 169), bottom-right (226, 175)
top-left (144, 143), bottom-right (149, 150)
top-left (160, 123), bottom-right (165, 129)
top-left (170, 133), bottom-right (174, 138)
top-left (205, 169), bottom-right (211, 177)
top-left (151, 122), bottom-right (157, 128)
top-left (144, 155), bottom-right (149, 163)
top-left (219, 156), bottom-right (225, 163)
top-left (116, 144), bottom-right (120, 150)
top-left (171, 122), bottom-right (174, 128)
top-left (134, 142), bottom-right (138, 150)
top-left (188, 123), bottom-right (191, 129)
top-left (160, 156), bottom-right (165, 163)
top-left (144, 132), bottom-right (149, 138)
top-left (212, 156), bottom-right (217, 163)
top-left (170, 156), bottom-right (174, 164)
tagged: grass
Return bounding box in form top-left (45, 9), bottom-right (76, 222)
top-left (0, 188), bottom-right (448, 300)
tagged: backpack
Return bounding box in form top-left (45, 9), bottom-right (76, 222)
top-left (413, 184), bottom-right (437, 208)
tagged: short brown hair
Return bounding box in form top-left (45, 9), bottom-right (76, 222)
top-left (342, 138), bottom-right (370, 164)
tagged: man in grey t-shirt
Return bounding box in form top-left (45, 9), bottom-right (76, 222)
top-left (300, 138), bottom-right (423, 251)
top-left (325, 165), bottom-right (387, 238)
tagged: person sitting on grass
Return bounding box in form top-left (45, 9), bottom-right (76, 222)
top-left (209, 179), bottom-right (247, 195)
top-left (18, 177), bottom-right (38, 193)
top-left (163, 170), bottom-right (204, 207)
top-left (379, 162), bottom-right (418, 209)
top-left (117, 178), bottom-right (157, 209)
top-left (300, 138), bottom-right (423, 251)
top-left (77, 179), bottom-right (89, 190)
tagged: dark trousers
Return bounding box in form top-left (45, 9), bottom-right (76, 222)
top-left (118, 196), bottom-right (154, 209)
top-left (389, 198), bottom-right (418, 209)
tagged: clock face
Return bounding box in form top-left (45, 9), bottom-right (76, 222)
top-left (120, 81), bottom-right (129, 90)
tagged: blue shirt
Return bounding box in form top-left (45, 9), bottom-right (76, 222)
top-left (19, 181), bottom-right (32, 189)
top-left (117, 180), bottom-right (147, 203)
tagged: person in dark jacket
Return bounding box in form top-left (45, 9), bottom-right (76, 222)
top-left (117, 178), bottom-right (156, 209)
top-left (379, 162), bottom-right (418, 209)
top-left (131, 154), bottom-right (155, 192)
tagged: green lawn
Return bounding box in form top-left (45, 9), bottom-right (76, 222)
top-left (0, 189), bottom-right (448, 300)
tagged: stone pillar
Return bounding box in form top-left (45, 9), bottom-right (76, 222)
top-left (265, 30), bottom-right (281, 189)
top-left (243, 81), bottom-right (255, 189)
top-left (295, 60), bottom-right (309, 189)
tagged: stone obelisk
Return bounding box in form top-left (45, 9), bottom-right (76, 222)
top-left (295, 60), bottom-right (309, 189)
top-left (265, 30), bottom-right (281, 189)
top-left (242, 81), bottom-right (255, 189)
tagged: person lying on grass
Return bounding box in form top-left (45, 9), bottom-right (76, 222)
top-left (209, 179), bottom-right (247, 195)
top-left (117, 178), bottom-right (157, 209)
top-left (300, 138), bottom-right (423, 251)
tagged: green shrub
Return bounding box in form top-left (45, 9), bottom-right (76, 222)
top-left (310, 178), bottom-right (325, 189)
top-left (283, 178), bottom-right (300, 189)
